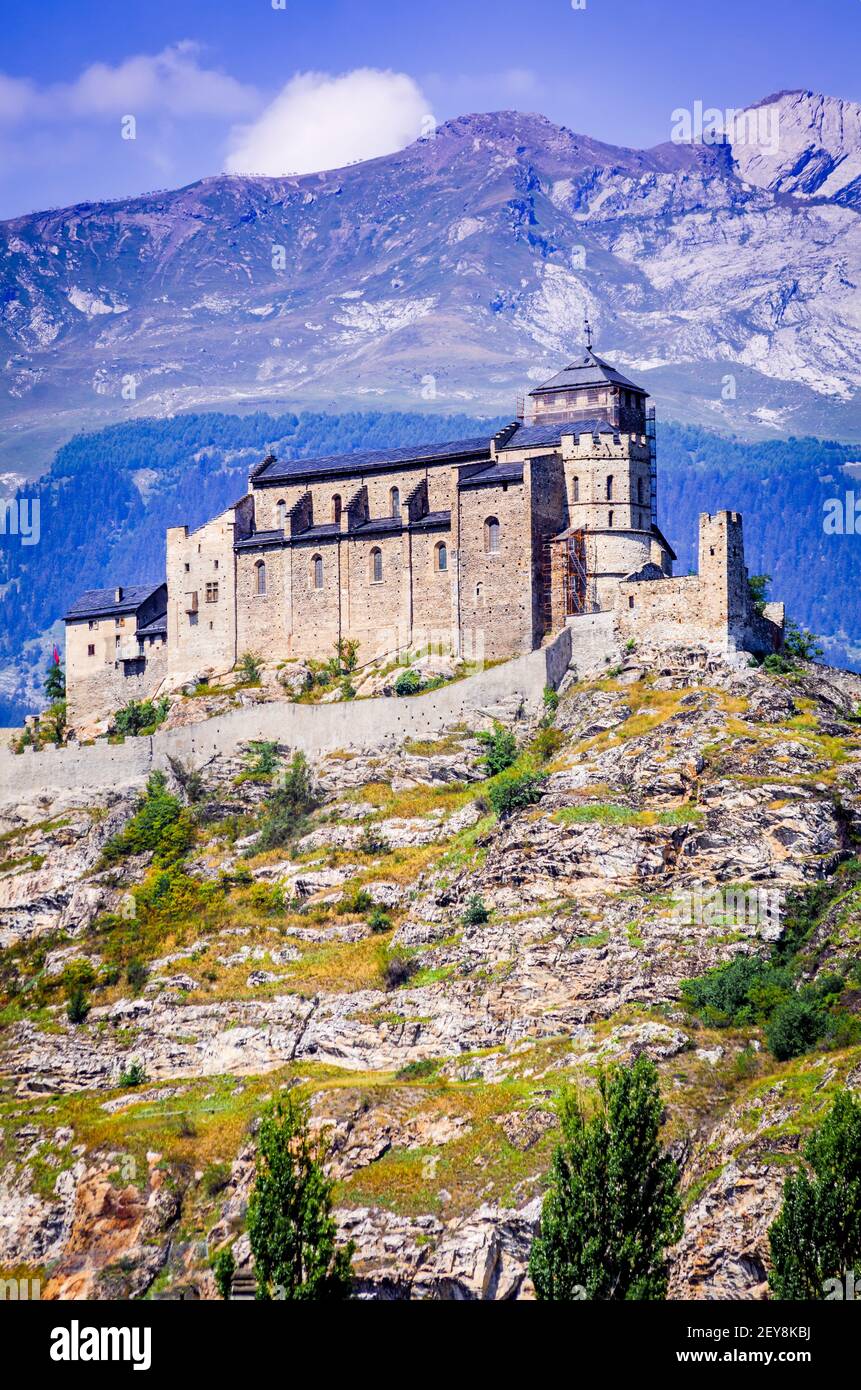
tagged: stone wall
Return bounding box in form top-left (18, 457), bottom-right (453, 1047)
top-left (0, 631), bottom-right (572, 812)
top-left (166, 498), bottom-right (253, 687)
top-left (457, 478), bottom-right (533, 661)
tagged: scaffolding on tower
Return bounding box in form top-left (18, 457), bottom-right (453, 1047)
top-left (646, 406), bottom-right (657, 528)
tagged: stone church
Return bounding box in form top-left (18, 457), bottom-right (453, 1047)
top-left (64, 349), bottom-right (784, 728)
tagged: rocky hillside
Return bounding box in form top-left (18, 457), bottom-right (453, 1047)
top-left (1, 650), bottom-right (861, 1299)
top-left (4, 89), bottom-right (861, 479)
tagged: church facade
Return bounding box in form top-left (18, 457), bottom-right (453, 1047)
top-left (64, 350), bottom-right (784, 729)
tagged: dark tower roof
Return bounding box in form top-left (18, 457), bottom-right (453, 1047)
top-left (529, 349), bottom-right (645, 397)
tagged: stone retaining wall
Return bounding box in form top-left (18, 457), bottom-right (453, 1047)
top-left (0, 628), bottom-right (573, 808)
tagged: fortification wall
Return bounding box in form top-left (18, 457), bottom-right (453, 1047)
top-left (0, 629), bottom-right (572, 810)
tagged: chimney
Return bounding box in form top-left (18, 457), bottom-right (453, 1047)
top-left (115, 586), bottom-right (123, 603)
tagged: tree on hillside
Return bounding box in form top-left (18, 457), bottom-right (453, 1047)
top-left (43, 650), bottom-right (65, 701)
top-left (247, 1093), bottom-right (354, 1301)
top-left (769, 1089), bottom-right (861, 1299)
top-left (529, 1056), bottom-right (682, 1300)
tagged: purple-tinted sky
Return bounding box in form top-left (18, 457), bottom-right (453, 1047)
top-left (2, 0), bottom-right (860, 218)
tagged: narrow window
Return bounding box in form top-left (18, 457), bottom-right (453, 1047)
top-left (184, 562), bottom-right (190, 573)
top-left (371, 547), bottom-right (383, 583)
top-left (214, 559), bottom-right (219, 571)
top-left (484, 516), bottom-right (500, 553)
top-left (332, 494), bottom-right (342, 524)
top-left (572, 476), bottom-right (580, 503)
top-left (628, 596), bottom-right (635, 609)
top-left (436, 541), bottom-right (448, 572)
top-left (256, 560), bottom-right (267, 595)
top-left (637, 478), bottom-right (644, 505)
top-left (606, 475), bottom-right (614, 500)
top-left (313, 554), bottom-right (323, 589)
top-left (390, 486), bottom-right (400, 517)
top-left (87, 644), bottom-right (95, 657)
top-left (276, 499), bottom-right (287, 529)
top-left (608, 511), bottom-right (614, 528)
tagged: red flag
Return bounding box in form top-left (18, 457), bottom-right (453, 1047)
top-left (52, 645), bottom-right (60, 664)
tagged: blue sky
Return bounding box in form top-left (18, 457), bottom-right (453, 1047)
top-left (2, 0), bottom-right (860, 218)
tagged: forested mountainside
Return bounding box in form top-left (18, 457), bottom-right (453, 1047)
top-left (1, 410), bottom-right (859, 725)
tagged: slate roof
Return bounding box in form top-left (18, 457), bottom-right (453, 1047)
top-left (64, 583), bottom-right (165, 623)
top-left (137, 615), bottom-right (167, 638)
top-left (500, 420), bottom-right (620, 450)
top-left (254, 436), bottom-right (491, 485)
top-left (234, 530), bottom-right (286, 551)
top-left (459, 462), bottom-right (525, 489)
top-left (529, 350), bottom-right (645, 396)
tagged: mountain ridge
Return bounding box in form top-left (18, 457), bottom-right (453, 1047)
top-left (2, 90), bottom-right (861, 481)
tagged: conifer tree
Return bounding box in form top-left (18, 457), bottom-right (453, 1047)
top-left (529, 1056), bottom-right (682, 1300)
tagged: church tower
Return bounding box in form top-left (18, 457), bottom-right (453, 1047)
top-left (527, 330), bottom-right (674, 613)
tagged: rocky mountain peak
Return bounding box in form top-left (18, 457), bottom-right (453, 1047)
top-left (730, 88), bottom-right (861, 202)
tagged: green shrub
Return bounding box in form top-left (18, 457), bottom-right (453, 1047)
top-left (67, 983), bottom-right (90, 1025)
top-left (102, 772), bottom-right (194, 867)
top-left (681, 955), bottom-right (792, 1027)
top-left (112, 697), bottom-right (169, 737)
top-left (462, 894), bottom-right (489, 926)
top-left (368, 907), bottom-right (392, 934)
top-left (477, 722), bottom-right (518, 777)
top-left (533, 726), bottom-right (566, 761)
top-left (212, 1246), bottom-right (235, 1301)
top-left (126, 959), bottom-right (149, 995)
top-left (244, 740), bottom-right (281, 777)
top-left (357, 826), bottom-right (390, 856)
top-left (253, 753), bottom-right (320, 852)
top-left (237, 652), bottom-right (263, 685)
top-left (202, 1161), bottom-right (232, 1197)
top-left (766, 995), bottom-right (827, 1061)
top-left (542, 685), bottom-right (559, 719)
top-left (394, 668), bottom-right (423, 697)
top-left (119, 1061), bottom-right (148, 1088)
top-left (488, 769), bottom-right (548, 819)
top-left (382, 948), bottom-right (419, 990)
top-left (395, 1058), bottom-right (439, 1081)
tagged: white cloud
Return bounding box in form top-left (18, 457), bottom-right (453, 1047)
top-left (0, 42), bottom-right (258, 125)
top-left (224, 69), bottom-right (432, 177)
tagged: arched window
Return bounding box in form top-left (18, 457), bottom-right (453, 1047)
top-left (332, 494), bottom-right (342, 524)
top-left (390, 486), bottom-right (400, 517)
top-left (572, 476), bottom-right (580, 503)
top-left (606, 475), bottom-right (614, 501)
top-left (475, 582), bottom-right (483, 603)
top-left (255, 560), bottom-right (267, 595)
top-left (276, 499), bottom-right (287, 529)
top-left (484, 516), bottom-right (500, 553)
top-left (435, 541), bottom-right (448, 573)
top-left (370, 546), bottom-right (383, 583)
top-left (312, 554), bottom-right (323, 589)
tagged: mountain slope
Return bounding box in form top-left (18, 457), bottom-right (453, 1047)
top-left (3, 92), bottom-right (861, 478)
